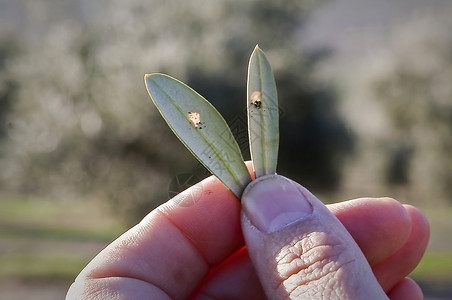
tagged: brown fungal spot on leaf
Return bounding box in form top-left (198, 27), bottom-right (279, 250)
top-left (250, 91), bottom-right (262, 108)
top-left (188, 111), bottom-right (204, 129)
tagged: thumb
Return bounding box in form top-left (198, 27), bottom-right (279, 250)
top-left (241, 175), bottom-right (388, 300)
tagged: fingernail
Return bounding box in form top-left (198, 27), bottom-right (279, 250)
top-left (242, 175), bottom-right (313, 233)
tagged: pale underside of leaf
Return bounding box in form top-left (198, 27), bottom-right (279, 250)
top-left (247, 45), bottom-right (279, 178)
top-left (144, 73), bottom-right (251, 198)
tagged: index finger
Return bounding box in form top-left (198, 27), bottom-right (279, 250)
top-left (74, 175), bottom-right (244, 299)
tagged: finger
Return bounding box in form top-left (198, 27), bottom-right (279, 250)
top-left (193, 197), bottom-right (414, 298)
top-left (386, 277), bottom-right (424, 300)
top-left (241, 175), bottom-right (387, 299)
top-left (72, 175), bottom-right (244, 299)
top-left (372, 205), bottom-right (430, 292)
top-left (328, 197), bottom-right (412, 265)
top-left (189, 247), bottom-right (266, 300)
top-left (67, 277), bottom-right (175, 299)
top-left (157, 176), bottom-right (245, 265)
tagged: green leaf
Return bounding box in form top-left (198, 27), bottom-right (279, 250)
top-left (144, 73), bottom-right (251, 198)
top-left (247, 45), bottom-right (279, 177)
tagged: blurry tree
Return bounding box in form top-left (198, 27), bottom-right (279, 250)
top-left (0, 33), bottom-right (20, 141)
top-left (375, 19), bottom-right (452, 204)
top-left (0, 0), bottom-right (354, 224)
top-left (340, 15), bottom-right (452, 205)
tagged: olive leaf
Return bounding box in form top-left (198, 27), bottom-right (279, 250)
top-left (144, 73), bottom-right (252, 198)
top-left (247, 45), bottom-right (279, 177)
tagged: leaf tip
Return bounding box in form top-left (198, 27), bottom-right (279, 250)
top-left (253, 44), bottom-right (262, 53)
top-left (144, 74), bottom-right (155, 88)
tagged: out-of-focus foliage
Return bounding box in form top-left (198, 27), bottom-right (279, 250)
top-left (1, 0), bottom-right (355, 223)
top-left (2, 0), bottom-right (451, 223)
top-left (0, 35), bottom-right (19, 141)
top-left (339, 14), bottom-right (452, 205)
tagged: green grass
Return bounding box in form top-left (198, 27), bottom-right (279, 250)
top-left (0, 222), bottom-right (119, 241)
top-left (0, 195), bottom-right (125, 281)
top-left (0, 253), bottom-right (88, 280)
top-left (0, 196), bottom-right (123, 236)
top-left (1, 195), bottom-right (452, 284)
top-left (411, 252), bottom-right (452, 282)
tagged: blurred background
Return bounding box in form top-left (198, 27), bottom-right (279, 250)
top-left (1, 0), bottom-right (451, 298)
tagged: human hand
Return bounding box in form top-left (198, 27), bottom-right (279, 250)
top-left (66, 173), bottom-right (429, 299)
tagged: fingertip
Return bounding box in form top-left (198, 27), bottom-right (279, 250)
top-left (386, 277), bottom-right (424, 300)
top-left (373, 205), bottom-right (430, 292)
top-left (403, 204), bottom-right (430, 247)
top-left (329, 197), bottom-right (412, 265)
top-left (330, 197), bottom-right (411, 228)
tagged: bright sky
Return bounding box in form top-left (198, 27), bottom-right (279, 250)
top-left (302, 0), bottom-right (451, 58)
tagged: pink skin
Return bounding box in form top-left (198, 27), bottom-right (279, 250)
top-left (67, 163), bottom-right (429, 300)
